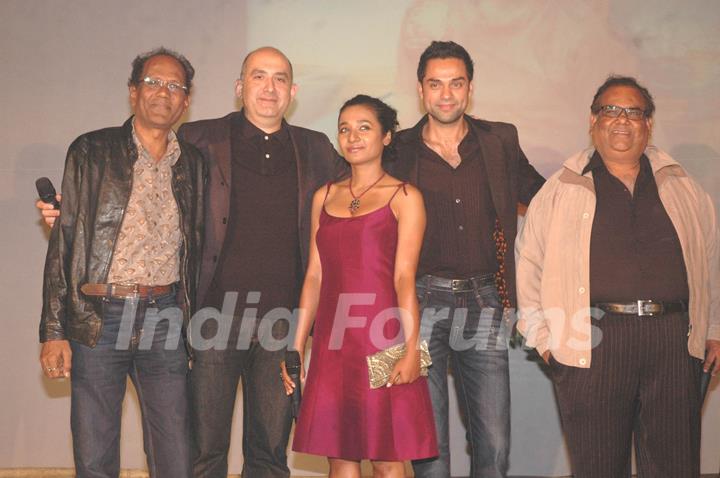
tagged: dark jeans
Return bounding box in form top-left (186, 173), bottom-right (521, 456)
top-left (190, 340), bottom-right (293, 478)
top-left (412, 275), bottom-right (510, 478)
top-left (551, 312), bottom-right (702, 478)
top-left (70, 289), bottom-right (191, 478)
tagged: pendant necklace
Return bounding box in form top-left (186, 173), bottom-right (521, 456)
top-left (349, 172), bottom-right (386, 214)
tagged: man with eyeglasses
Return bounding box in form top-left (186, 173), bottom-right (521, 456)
top-left (516, 75), bottom-right (720, 477)
top-left (39, 47), bottom-right (205, 478)
top-left (37, 45), bottom-right (341, 478)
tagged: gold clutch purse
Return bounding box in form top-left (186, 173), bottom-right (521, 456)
top-left (366, 340), bottom-right (432, 389)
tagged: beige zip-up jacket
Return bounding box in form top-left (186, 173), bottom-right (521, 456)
top-left (516, 146), bottom-right (719, 368)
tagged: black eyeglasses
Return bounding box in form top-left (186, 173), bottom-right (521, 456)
top-left (141, 77), bottom-right (188, 95)
top-left (595, 104), bottom-right (647, 120)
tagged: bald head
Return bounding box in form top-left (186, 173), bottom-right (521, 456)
top-left (235, 46), bottom-right (297, 133)
top-left (240, 46), bottom-right (294, 82)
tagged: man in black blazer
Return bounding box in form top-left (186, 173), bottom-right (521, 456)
top-left (37, 42), bottom-right (542, 478)
top-left (178, 47), bottom-right (341, 478)
top-left (37, 46), bottom-right (341, 478)
top-left (387, 41), bottom-right (544, 478)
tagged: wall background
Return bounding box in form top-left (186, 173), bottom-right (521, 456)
top-left (1, 0), bottom-right (718, 475)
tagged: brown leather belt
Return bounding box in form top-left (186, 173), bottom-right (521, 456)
top-left (80, 283), bottom-right (174, 299)
top-left (593, 300), bottom-right (688, 317)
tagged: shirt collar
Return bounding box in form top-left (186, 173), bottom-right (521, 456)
top-left (131, 119), bottom-right (181, 166)
top-left (567, 145), bottom-right (683, 178)
top-left (411, 115), bottom-right (475, 144)
top-left (581, 150), bottom-right (653, 183)
top-left (236, 109), bottom-right (291, 145)
top-left (581, 150), bottom-right (605, 176)
top-left (413, 116), bottom-right (477, 162)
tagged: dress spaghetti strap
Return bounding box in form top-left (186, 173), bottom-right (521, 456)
top-left (322, 182), bottom-right (333, 205)
top-left (387, 182), bottom-right (408, 205)
top-left (293, 178), bottom-right (438, 461)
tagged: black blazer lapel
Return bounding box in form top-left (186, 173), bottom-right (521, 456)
top-left (389, 116), bottom-right (426, 184)
top-left (208, 118), bottom-right (232, 189)
top-left (287, 126), bottom-right (307, 235)
top-left (472, 122), bottom-right (512, 230)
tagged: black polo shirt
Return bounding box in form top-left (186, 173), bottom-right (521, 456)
top-left (203, 111), bottom-right (300, 325)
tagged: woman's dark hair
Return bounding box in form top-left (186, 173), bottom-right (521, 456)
top-left (339, 94), bottom-right (399, 135)
top-left (338, 94), bottom-right (399, 162)
top-left (128, 46), bottom-right (195, 94)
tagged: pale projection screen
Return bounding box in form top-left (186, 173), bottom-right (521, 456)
top-left (1, 0), bottom-right (718, 476)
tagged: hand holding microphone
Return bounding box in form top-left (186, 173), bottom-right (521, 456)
top-left (281, 350), bottom-right (304, 420)
top-left (36, 177), bottom-right (61, 227)
top-left (36, 177), bottom-right (61, 209)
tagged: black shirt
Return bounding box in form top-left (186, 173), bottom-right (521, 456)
top-left (203, 111), bottom-right (300, 327)
top-left (586, 152), bottom-right (688, 302)
top-left (415, 122), bottom-right (498, 278)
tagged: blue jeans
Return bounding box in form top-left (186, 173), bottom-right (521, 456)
top-left (70, 289), bottom-right (191, 478)
top-left (412, 275), bottom-right (510, 478)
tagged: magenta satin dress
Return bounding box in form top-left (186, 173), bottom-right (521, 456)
top-left (292, 187), bottom-right (438, 461)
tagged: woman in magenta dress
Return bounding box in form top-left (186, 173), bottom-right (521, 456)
top-left (281, 95), bottom-right (437, 477)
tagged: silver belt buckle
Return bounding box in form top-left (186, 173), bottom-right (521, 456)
top-left (637, 299), bottom-right (660, 317)
top-left (451, 279), bottom-right (473, 292)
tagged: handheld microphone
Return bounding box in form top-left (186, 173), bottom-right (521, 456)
top-left (285, 350), bottom-right (303, 420)
top-left (36, 177), bottom-right (60, 210)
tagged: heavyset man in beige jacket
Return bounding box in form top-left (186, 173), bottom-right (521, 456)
top-left (516, 75), bottom-right (719, 478)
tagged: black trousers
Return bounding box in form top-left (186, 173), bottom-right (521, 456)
top-left (189, 340), bottom-right (293, 478)
top-left (550, 312), bottom-right (703, 478)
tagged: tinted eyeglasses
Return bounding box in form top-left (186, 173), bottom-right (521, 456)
top-left (595, 104), bottom-right (647, 120)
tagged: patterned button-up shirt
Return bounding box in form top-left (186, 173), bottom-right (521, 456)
top-left (107, 122), bottom-right (182, 286)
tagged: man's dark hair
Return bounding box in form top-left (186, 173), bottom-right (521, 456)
top-left (591, 75), bottom-right (655, 118)
top-left (417, 41), bottom-right (474, 83)
top-left (128, 47), bottom-right (195, 94)
top-left (339, 94), bottom-right (399, 161)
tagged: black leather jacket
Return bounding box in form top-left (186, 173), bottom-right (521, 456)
top-left (40, 117), bottom-right (205, 347)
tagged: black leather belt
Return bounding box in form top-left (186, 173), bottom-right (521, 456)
top-left (423, 273), bottom-right (496, 292)
top-left (593, 300), bottom-right (688, 317)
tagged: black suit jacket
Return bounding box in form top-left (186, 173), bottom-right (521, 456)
top-left (178, 111), bottom-right (342, 306)
top-left (386, 114), bottom-right (545, 307)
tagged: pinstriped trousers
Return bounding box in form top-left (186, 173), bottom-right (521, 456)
top-left (549, 313), bottom-right (702, 478)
